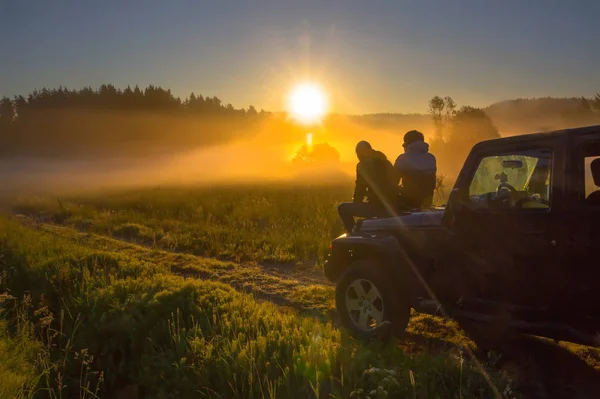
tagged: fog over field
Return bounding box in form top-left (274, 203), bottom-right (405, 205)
top-left (0, 114), bottom-right (429, 196)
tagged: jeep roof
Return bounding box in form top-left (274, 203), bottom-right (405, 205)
top-left (471, 124), bottom-right (600, 150)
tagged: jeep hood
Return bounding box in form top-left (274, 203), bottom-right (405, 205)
top-left (359, 209), bottom-right (445, 231)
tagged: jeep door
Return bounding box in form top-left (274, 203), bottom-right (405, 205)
top-left (563, 130), bottom-right (600, 324)
top-left (447, 138), bottom-right (564, 308)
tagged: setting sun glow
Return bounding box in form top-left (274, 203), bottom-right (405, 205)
top-left (288, 83), bottom-right (327, 124)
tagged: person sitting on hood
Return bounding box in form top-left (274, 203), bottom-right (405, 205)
top-left (338, 140), bottom-right (398, 233)
top-left (394, 130), bottom-right (437, 209)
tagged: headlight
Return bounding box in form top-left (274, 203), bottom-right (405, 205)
top-left (330, 233), bottom-right (347, 249)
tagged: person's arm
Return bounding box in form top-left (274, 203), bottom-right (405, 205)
top-left (352, 163), bottom-right (367, 202)
top-left (393, 155), bottom-right (406, 184)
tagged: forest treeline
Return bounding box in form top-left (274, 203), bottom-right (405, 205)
top-left (0, 85), bottom-right (267, 158)
top-left (1, 84), bottom-right (600, 160)
top-left (485, 95), bottom-right (600, 133)
top-left (353, 96), bottom-right (600, 135)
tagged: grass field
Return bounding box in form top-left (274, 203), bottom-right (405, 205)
top-left (10, 181), bottom-right (451, 267)
top-left (0, 215), bottom-right (510, 398)
top-left (3, 184), bottom-right (600, 398)
top-left (11, 184), bottom-right (351, 266)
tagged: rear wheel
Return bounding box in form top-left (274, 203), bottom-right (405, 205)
top-left (335, 260), bottom-right (410, 341)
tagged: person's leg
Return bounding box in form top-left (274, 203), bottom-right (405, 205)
top-left (396, 191), bottom-right (422, 212)
top-left (421, 195), bottom-right (433, 209)
top-left (338, 202), bottom-right (381, 233)
top-left (338, 202), bottom-right (357, 232)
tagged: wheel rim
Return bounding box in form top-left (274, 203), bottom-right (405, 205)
top-left (345, 278), bottom-right (385, 332)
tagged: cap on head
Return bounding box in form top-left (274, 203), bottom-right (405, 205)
top-left (403, 130), bottom-right (425, 147)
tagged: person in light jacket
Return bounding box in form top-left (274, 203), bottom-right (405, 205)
top-left (394, 130), bottom-right (437, 209)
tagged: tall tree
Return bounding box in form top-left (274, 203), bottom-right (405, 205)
top-left (13, 95), bottom-right (27, 118)
top-left (428, 96), bottom-right (445, 141)
top-left (0, 97), bottom-right (14, 124)
top-left (449, 106), bottom-right (499, 145)
top-left (443, 96), bottom-right (456, 141)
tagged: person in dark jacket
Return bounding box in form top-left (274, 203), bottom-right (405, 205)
top-left (394, 130), bottom-right (437, 209)
top-left (338, 141), bottom-right (398, 233)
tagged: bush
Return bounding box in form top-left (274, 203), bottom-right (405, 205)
top-left (113, 223), bottom-right (157, 243)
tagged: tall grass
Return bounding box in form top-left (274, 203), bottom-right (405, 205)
top-left (0, 216), bottom-right (509, 398)
top-left (11, 183), bottom-right (449, 267)
top-left (0, 316), bottom-right (43, 399)
top-left (13, 184), bottom-right (351, 265)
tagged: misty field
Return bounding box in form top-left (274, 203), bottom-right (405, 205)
top-left (3, 184), bottom-right (600, 398)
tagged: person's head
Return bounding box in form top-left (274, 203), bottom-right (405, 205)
top-left (403, 130), bottom-right (425, 148)
top-left (591, 158), bottom-right (600, 186)
top-left (355, 140), bottom-right (372, 161)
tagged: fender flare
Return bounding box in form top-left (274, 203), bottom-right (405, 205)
top-left (324, 235), bottom-right (420, 295)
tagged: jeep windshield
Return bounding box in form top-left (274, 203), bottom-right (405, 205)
top-left (468, 148), bottom-right (552, 209)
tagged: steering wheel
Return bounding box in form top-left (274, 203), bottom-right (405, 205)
top-left (497, 182), bottom-right (516, 194)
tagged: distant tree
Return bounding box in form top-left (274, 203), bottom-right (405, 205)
top-left (443, 96), bottom-right (456, 141)
top-left (594, 93), bottom-right (600, 112)
top-left (581, 97), bottom-right (592, 112)
top-left (449, 106), bottom-right (499, 145)
top-left (292, 142), bottom-right (340, 165)
top-left (13, 95), bottom-right (27, 118)
top-left (559, 96), bottom-right (600, 127)
top-left (0, 97), bottom-right (14, 124)
top-left (122, 85), bottom-right (135, 109)
top-left (133, 85), bottom-right (144, 105)
top-left (428, 96), bottom-right (445, 140)
top-left (429, 99), bottom-right (500, 177)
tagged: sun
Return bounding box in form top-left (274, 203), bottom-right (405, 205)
top-left (287, 83), bottom-right (328, 124)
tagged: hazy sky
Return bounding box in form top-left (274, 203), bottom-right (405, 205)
top-left (1, 0), bottom-right (599, 114)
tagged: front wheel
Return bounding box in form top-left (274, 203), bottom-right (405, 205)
top-left (335, 260), bottom-right (409, 341)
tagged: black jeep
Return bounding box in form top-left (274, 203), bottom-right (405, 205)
top-left (325, 125), bottom-right (600, 347)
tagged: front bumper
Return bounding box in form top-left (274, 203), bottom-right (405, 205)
top-left (323, 253), bottom-right (337, 282)
top-left (323, 233), bottom-right (348, 282)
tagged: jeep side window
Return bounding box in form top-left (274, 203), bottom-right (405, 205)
top-left (468, 148), bottom-right (552, 210)
top-left (581, 142), bottom-right (600, 206)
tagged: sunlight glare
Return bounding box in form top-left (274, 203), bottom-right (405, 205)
top-left (306, 132), bottom-right (313, 148)
top-left (288, 83), bottom-right (327, 124)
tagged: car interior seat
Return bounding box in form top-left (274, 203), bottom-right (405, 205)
top-left (586, 158), bottom-right (600, 205)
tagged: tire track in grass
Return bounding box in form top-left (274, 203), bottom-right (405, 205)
top-left (17, 215), bottom-right (337, 317)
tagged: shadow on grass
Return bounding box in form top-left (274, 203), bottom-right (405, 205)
top-left (472, 334), bottom-right (600, 399)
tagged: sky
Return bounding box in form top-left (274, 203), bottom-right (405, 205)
top-left (1, 0), bottom-right (599, 114)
